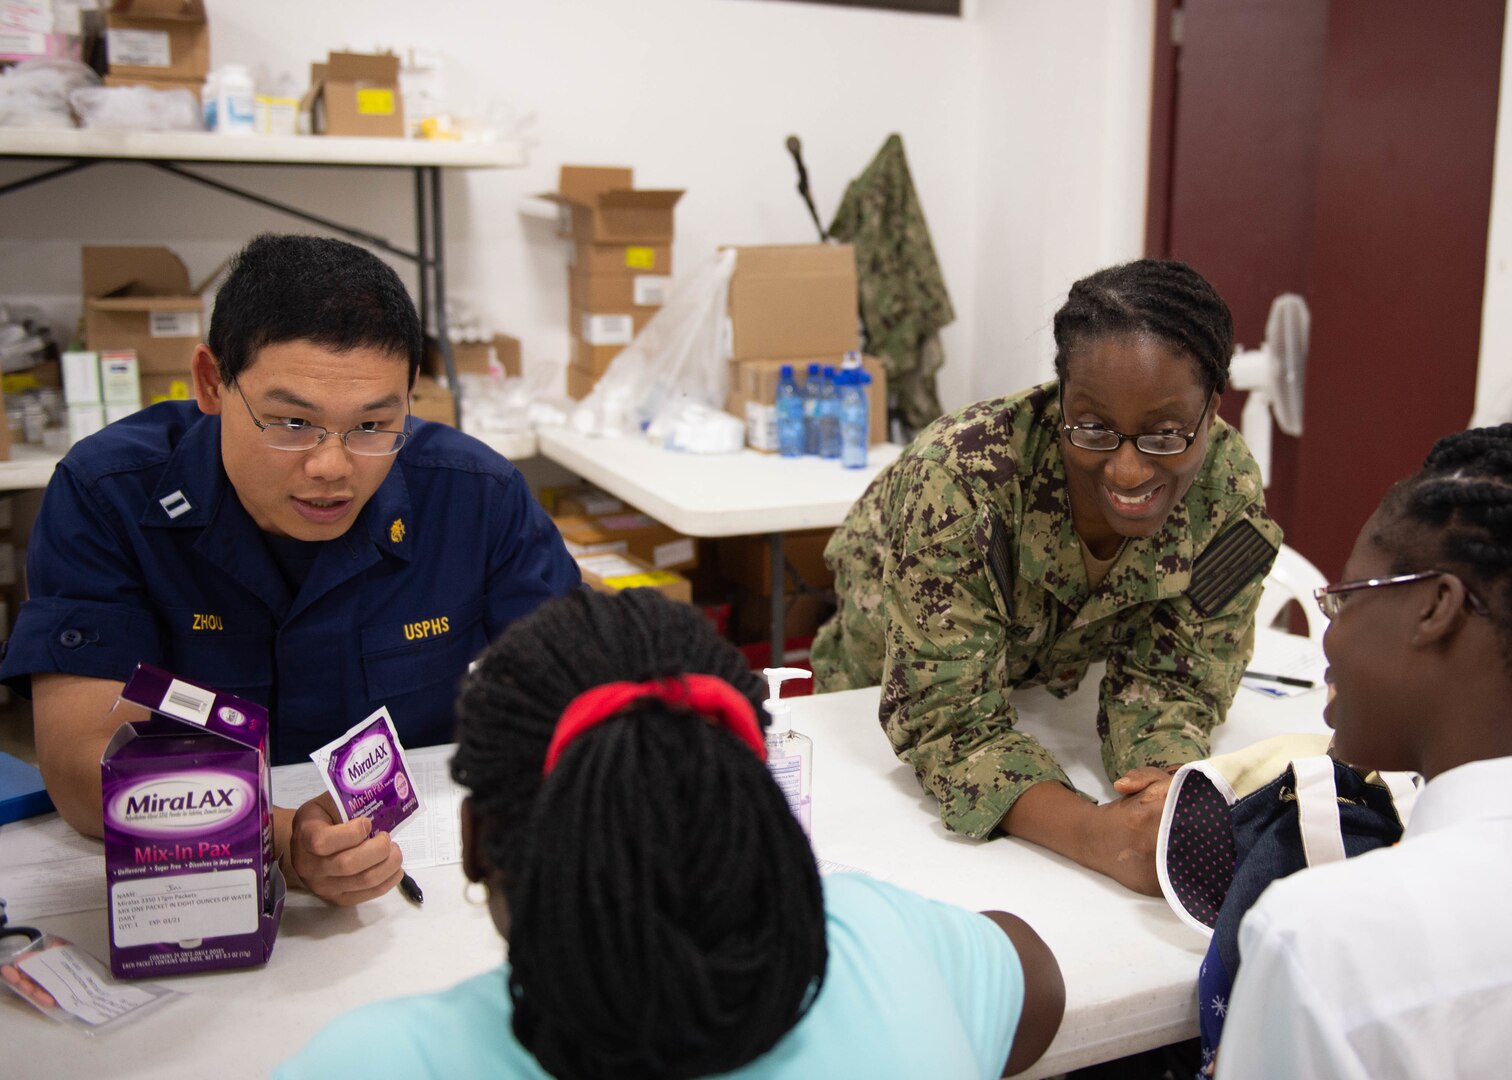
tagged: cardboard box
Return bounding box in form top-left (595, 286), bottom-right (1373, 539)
top-left (102, 663), bottom-right (285, 978)
top-left (424, 334), bottom-right (521, 379)
top-left (409, 374), bottom-right (454, 425)
top-left (547, 484), bottom-right (626, 517)
top-left (726, 245), bottom-right (859, 361)
top-left (718, 528), bottom-right (835, 597)
top-left (554, 512), bottom-right (697, 572)
top-left (571, 238), bottom-right (672, 277)
top-left (566, 365), bottom-right (598, 400)
top-left (82, 246), bottom-right (206, 375)
top-left (570, 336), bottom-right (626, 378)
top-left (103, 72), bottom-right (203, 101)
top-left (99, 350), bottom-right (143, 407)
top-left (542, 165), bottom-right (684, 245)
top-left (571, 304), bottom-right (654, 347)
top-left (726, 355), bottom-right (888, 452)
top-left (104, 0), bottom-right (209, 81)
top-left (570, 269), bottom-right (670, 311)
top-left (577, 551), bottom-right (692, 605)
top-left (302, 51), bottom-right (403, 138)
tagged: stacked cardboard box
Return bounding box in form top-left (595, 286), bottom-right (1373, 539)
top-left (719, 244), bottom-right (886, 451)
top-left (543, 166), bottom-right (682, 399)
top-left (301, 51), bottom-right (404, 138)
top-left (81, 246), bottom-right (205, 416)
top-left (102, 0), bottom-right (209, 99)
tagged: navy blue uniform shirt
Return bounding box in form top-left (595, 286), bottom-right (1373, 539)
top-left (0, 401), bottom-right (580, 765)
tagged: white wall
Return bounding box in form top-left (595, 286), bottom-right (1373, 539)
top-left (1475, 2), bottom-right (1512, 427)
top-left (0, 0), bottom-right (1153, 415)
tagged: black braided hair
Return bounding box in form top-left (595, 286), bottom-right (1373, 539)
top-left (1052, 259), bottom-right (1235, 394)
top-left (1375, 424), bottom-right (1512, 672)
top-left (451, 588), bottom-right (827, 1080)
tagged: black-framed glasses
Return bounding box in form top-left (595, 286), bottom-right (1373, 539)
top-left (1062, 390), bottom-right (1214, 456)
top-left (234, 383), bottom-right (409, 457)
top-left (1313, 570), bottom-right (1492, 619)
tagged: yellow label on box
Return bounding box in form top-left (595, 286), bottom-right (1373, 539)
top-left (356, 88), bottom-right (396, 116)
top-left (624, 246), bottom-right (656, 270)
top-left (602, 571), bottom-right (680, 590)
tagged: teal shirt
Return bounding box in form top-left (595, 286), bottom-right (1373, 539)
top-left (276, 874), bottom-right (1026, 1079)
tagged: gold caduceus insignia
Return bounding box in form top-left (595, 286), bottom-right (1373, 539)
top-left (390, 518), bottom-right (406, 544)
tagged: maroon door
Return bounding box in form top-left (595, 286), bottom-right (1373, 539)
top-left (1148, 0), bottom-right (1503, 574)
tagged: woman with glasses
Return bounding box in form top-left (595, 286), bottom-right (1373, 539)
top-left (812, 259), bottom-right (1281, 894)
top-left (1218, 425), bottom-right (1512, 1079)
top-left (0, 234), bottom-right (580, 908)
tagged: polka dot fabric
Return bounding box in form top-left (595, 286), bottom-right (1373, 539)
top-left (1163, 772), bottom-right (1236, 929)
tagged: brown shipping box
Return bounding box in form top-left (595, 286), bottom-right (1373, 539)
top-left (726, 355), bottom-right (889, 452)
top-left (571, 239), bottom-right (672, 278)
top-left (105, 0), bottom-right (209, 81)
top-left (570, 337), bottom-right (626, 378)
top-left (542, 165), bottom-right (684, 244)
top-left (303, 52), bottom-right (404, 137)
top-left (82, 247), bottom-right (205, 375)
top-left (566, 366), bottom-right (598, 401)
top-left (553, 513), bottom-right (696, 572)
top-left (424, 334), bottom-right (521, 379)
top-left (577, 551), bottom-right (691, 605)
top-left (410, 375), bottom-right (454, 426)
top-left (571, 304), bottom-right (654, 348)
top-left (718, 528), bottom-right (835, 598)
top-left (569, 268), bottom-right (671, 312)
top-left (140, 374), bottom-right (194, 404)
top-left (726, 244), bottom-right (859, 361)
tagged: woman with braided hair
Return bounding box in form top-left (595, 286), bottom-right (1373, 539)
top-left (1217, 425), bottom-right (1512, 1079)
top-left (813, 258), bottom-right (1281, 895)
top-left (278, 587), bottom-right (1065, 1079)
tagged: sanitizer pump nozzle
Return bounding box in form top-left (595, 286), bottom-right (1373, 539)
top-left (762, 667), bottom-right (813, 832)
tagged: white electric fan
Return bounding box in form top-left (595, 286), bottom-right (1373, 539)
top-left (1228, 293), bottom-right (1310, 487)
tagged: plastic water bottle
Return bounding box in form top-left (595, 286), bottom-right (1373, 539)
top-left (801, 362), bottom-right (822, 455)
top-left (840, 370), bottom-right (868, 468)
top-left (776, 364), bottom-right (804, 458)
top-left (817, 365), bottom-right (841, 459)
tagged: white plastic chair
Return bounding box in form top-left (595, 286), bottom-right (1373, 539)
top-left (1257, 543), bottom-right (1329, 639)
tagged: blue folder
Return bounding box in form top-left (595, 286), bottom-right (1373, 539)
top-left (0, 753), bottom-right (53, 825)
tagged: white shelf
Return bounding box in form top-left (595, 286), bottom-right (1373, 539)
top-left (0, 443), bottom-right (63, 492)
top-left (0, 128), bottom-right (526, 169)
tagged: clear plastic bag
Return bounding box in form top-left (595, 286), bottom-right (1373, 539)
top-left (0, 933), bottom-right (180, 1033)
top-left (0, 58), bottom-right (98, 129)
top-left (69, 84), bottom-right (201, 132)
top-left (571, 249), bottom-right (737, 448)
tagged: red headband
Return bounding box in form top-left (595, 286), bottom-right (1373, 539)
top-left (542, 675), bottom-right (767, 775)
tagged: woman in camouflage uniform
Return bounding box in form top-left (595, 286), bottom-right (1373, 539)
top-left (811, 259), bottom-right (1280, 895)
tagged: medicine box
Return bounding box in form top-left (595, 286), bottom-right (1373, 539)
top-left (101, 664), bottom-right (285, 978)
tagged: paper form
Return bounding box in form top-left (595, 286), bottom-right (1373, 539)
top-left (1241, 631), bottom-right (1329, 698)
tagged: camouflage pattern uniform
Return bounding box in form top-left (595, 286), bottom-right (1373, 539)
top-left (810, 381), bottom-right (1281, 838)
top-left (829, 133), bottom-right (953, 435)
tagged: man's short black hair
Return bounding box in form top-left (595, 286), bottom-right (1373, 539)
top-left (207, 233), bottom-right (423, 386)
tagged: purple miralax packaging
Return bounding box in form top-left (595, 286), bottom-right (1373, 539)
top-left (101, 663), bottom-right (285, 979)
top-left (310, 707), bottom-right (419, 836)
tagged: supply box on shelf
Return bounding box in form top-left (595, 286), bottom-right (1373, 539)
top-left (409, 375), bottom-right (454, 426)
top-left (424, 334), bottom-right (521, 379)
top-left (544, 165), bottom-right (683, 399)
top-left (724, 244), bottom-right (859, 362)
top-left (103, 0), bottom-right (209, 83)
top-left (553, 512), bottom-right (697, 572)
top-left (82, 246), bottom-right (206, 380)
top-left (576, 551), bottom-right (692, 604)
top-left (302, 51), bottom-right (404, 137)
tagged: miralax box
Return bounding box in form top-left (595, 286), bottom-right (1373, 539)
top-left (725, 244), bottom-right (859, 361)
top-left (102, 663), bottom-right (285, 979)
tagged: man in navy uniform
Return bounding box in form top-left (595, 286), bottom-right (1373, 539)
top-left (0, 234), bottom-right (580, 906)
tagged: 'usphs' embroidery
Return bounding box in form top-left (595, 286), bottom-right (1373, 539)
top-left (390, 518), bottom-right (406, 544)
top-left (159, 490), bottom-right (192, 519)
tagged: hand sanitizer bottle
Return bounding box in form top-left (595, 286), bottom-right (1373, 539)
top-left (763, 666), bottom-right (813, 833)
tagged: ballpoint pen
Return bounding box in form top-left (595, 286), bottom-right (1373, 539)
top-left (1243, 670), bottom-right (1315, 689)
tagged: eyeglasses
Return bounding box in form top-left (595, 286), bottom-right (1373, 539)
top-left (1313, 570), bottom-right (1491, 619)
top-left (235, 383), bottom-right (409, 457)
top-left (1062, 390), bottom-right (1214, 456)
